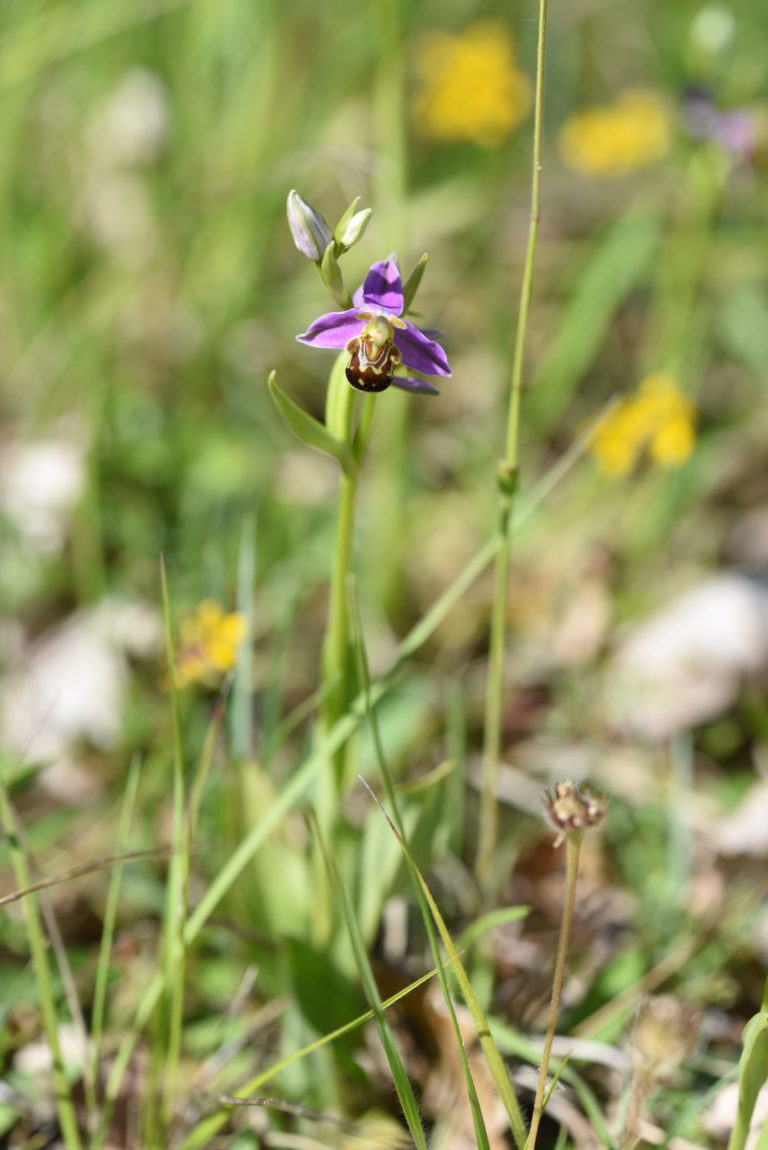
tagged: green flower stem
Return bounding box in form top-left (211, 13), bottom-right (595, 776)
top-left (527, 831), bottom-right (582, 1150)
top-left (476, 0), bottom-right (549, 883)
top-left (322, 469), bottom-right (358, 787)
top-left (99, 436), bottom-right (590, 1131)
top-left (322, 372), bottom-right (377, 789)
top-left (0, 780), bottom-right (84, 1150)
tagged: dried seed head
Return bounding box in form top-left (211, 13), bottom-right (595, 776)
top-left (632, 994), bottom-right (700, 1079)
top-left (542, 779), bottom-right (609, 845)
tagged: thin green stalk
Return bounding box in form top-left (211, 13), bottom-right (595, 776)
top-left (527, 832), bottom-right (582, 1150)
top-left (349, 596), bottom-right (494, 1150)
top-left (368, 0), bottom-right (409, 613)
top-left (322, 383), bottom-right (377, 789)
top-left (86, 758), bottom-right (141, 1135)
top-left (0, 781), bottom-right (84, 1150)
top-left (366, 786), bottom-right (527, 1150)
top-left (313, 815), bottom-right (429, 1150)
top-left (159, 560), bottom-right (189, 1131)
top-left (99, 426), bottom-right (592, 1132)
top-left (322, 470), bottom-right (358, 786)
top-left (477, 0), bottom-right (549, 882)
top-left (179, 959), bottom-right (460, 1150)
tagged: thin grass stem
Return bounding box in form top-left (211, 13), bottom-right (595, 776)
top-left (99, 423), bottom-right (594, 1128)
top-left (349, 587), bottom-right (493, 1150)
top-left (86, 757), bottom-right (141, 1135)
top-left (0, 780), bottom-right (84, 1150)
top-left (159, 560), bottom-right (190, 1131)
top-left (368, 0), bottom-right (410, 614)
top-left (527, 832), bottom-right (582, 1150)
top-left (477, 0), bottom-right (549, 883)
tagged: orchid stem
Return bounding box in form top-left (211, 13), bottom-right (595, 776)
top-left (527, 831), bottom-right (582, 1150)
top-left (322, 388), bottom-right (377, 789)
top-left (323, 470), bottom-right (358, 787)
top-left (477, 0), bottom-right (549, 883)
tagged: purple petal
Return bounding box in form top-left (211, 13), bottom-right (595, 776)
top-left (391, 376), bottom-right (441, 396)
top-left (297, 308), bottom-right (362, 349)
top-left (394, 321), bottom-right (451, 377)
top-left (361, 259), bottom-right (404, 314)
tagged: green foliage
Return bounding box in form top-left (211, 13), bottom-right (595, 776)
top-left (2, 0), bottom-right (768, 1145)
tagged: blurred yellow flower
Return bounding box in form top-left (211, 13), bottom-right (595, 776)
top-left (590, 373), bottom-right (695, 478)
top-left (412, 21), bottom-right (532, 147)
top-left (174, 600), bottom-right (247, 688)
top-left (558, 90), bottom-right (670, 177)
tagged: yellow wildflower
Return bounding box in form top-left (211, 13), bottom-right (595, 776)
top-left (174, 600), bottom-right (247, 688)
top-left (590, 373), bottom-right (695, 478)
top-left (558, 90), bottom-right (670, 177)
top-left (412, 21), bottom-right (532, 148)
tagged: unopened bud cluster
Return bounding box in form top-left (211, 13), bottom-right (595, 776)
top-left (542, 779), bottom-right (608, 846)
top-left (287, 190), bottom-right (372, 309)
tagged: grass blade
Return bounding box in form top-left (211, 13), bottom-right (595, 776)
top-left (312, 814), bottom-right (428, 1150)
top-left (0, 779), bottom-right (84, 1150)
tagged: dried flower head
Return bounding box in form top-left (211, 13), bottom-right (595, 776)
top-left (632, 994), bottom-right (700, 1078)
top-left (543, 780), bottom-right (609, 845)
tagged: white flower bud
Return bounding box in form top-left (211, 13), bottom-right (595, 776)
top-left (286, 190), bottom-right (333, 261)
top-left (337, 207), bottom-right (371, 250)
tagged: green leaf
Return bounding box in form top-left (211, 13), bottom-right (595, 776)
top-left (268, 372), bottom-right (356, 477)
top-left (455, 906), bottom-right (530, 954)
top-left (729, 1011), bottom-right (768, 1150)
top-left (402, 253), bottom-right (428, 313)
top-left (285, 939), bottom-right (364, 1039)
top-left (717, 284), bottom-right (768, 381)
top-left (313, 819), bottom-right (429, 1150)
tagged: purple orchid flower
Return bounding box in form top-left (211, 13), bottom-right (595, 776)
top-left (297, 258), bottom-right (451, 395)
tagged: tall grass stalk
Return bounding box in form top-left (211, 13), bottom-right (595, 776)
top-left (85, 758), bottom-right (141, 1134)
top-left (363, 778), bottom-right (527, 1150)
top-left (313, 809), bottom-right (429, 1150)
top-left (0, 780), bottom-right (84, 1150)
top-left (349, 589), bottom-right (495, 1150)
top-left (180, 958), bottom-right (463, 1150)
top-left (368, 0), bottom-right (410, 614)
top-left (99, 424), bottom-right (593, 1125)
top-left (477, 0), bottom-right (549, 883)
top-left (158, 561), bottom-right (190, 1132)
top-left (527, 831), bottom-right (583, 1150)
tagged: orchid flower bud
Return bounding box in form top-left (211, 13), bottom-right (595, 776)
top-left (286, 189), bottom-right (333, 261)
top-left (337, 208), bottom-right (372, 251)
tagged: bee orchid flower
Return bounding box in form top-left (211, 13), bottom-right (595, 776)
top-left (297, 258), bottom-right (451, 395)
